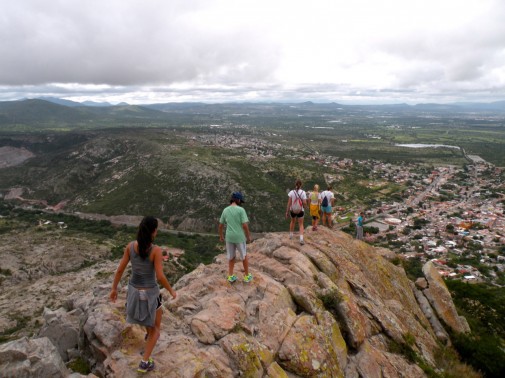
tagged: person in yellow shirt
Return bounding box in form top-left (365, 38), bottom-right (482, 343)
top-left (308, 184), bottom-right (322, 231)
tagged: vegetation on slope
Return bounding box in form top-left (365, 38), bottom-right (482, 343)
top-left (446, 280), bottom-right (505, 378)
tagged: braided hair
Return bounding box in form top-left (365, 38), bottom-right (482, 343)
top-left (137, 216), bottom-right (158, 259)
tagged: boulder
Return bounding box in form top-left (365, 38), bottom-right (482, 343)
top-left (0, 336), bottom-right (69, 377)
top-left (411, 283), bottom-right (449, 344)
top-left (422, 261), bottom-right (471, 334)
top-left (38, 306), bottom-right (80, 361)
top-left (220, 332), bottom-right (274, 377)
top-left (415, 277), bottom-right (428, 290)
top-left (348, 339), bottom-right (426, 378)
top-left (278, 314), bottom-right (344, 377)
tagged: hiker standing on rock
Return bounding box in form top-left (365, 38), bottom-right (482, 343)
top-left (219, 192), bottom-right (253, 284)
top-left (109, 216), bottom-right (177, 373)
top-left (356, 211), bottom-right (365, 240)
top-left (308, 184), bottom-right (322, 231)
top-left (286, 179), bottom-right (307, 245)
top-left (320, 185), bottom-right (335, 228)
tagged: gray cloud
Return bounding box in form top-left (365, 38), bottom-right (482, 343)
top-left (1, 0), bottom-right (505, 104)
top-left (377, 3), bottom-right (505, 90)
top-left (0, 0), bottom-right (280, 86)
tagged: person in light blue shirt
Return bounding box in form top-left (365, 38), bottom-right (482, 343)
top-left (356, 211), bottom-right (365, 240)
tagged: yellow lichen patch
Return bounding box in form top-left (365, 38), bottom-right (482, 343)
top-left (233, 341), bottom-right (263, 376)
top-left (111, 306), bottom-right (127, 324)
top-left (119, 324), bottom-right (145, 355)
top-left (266, 361), bottom-right (289, 378)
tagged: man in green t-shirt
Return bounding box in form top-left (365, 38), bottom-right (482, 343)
top-left (218, 192), bottom-right (252, 283)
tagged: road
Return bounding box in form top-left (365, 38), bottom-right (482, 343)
top-left (408, 173), bottom-right (444, 207)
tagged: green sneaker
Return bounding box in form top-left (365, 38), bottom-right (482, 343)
top-left (243, 273), bottom-right (253, 283)
top-left (227, 275), bottom-right (237, 283)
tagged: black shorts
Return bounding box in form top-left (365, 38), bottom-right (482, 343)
top-left (156, 294), bottom-right (163, 310)
top-left (290, 211), bottom-right (304, 218)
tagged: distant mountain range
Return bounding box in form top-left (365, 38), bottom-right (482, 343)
top-left (25, 96), bottom-right (505, 111)
top-left (0, 97), bottom-right (504, 129)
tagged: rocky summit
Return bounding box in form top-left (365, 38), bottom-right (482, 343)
top-left (0, 227), bottom-right (469, 377)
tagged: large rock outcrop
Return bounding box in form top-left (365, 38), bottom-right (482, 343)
top-left (83, 228), bottom-right (453, 377)
top-left (1, 228), bottom-right (470, 377)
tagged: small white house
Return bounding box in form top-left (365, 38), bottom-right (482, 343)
top-left (445, 241), bottom-right (457, 248)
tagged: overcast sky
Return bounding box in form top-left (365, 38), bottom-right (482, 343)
top-left (1, 0), bottom-right (505, 104)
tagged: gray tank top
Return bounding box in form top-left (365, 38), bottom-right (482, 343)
top-left (128, 242), bottom-right (157, 288)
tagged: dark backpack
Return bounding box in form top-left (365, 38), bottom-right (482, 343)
top-left (321, 193), bottom-right (329, 207)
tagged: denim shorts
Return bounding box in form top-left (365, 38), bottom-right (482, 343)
top-left (321, 205), bottom-right (332, 213)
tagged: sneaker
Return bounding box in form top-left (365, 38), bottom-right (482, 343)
top-left (138, 358), bottom-right (155, 373)
top-left (243, 273), bottom-right (253, 283)
top-left (227, 275), bottom-right (237, 283)
top-left (300, 239), bottom-right (305, 245)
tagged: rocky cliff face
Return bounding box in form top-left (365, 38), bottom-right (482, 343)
top-left (0, 228), bottom-right (469, 377)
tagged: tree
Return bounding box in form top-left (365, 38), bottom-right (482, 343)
top-left (413, 217), bottom-right (429, 230)
top-left (402, 226), bottom-right (412, 235)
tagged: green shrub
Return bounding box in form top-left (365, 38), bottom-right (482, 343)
top-left (318, 290), bottom-right (342, 316)
top-left (451, 332), bottom-right (504, 378)
top-left (0, 268), bottom-right (12, 276)
top-left (67, 357), bottom-right (91, 375)
top-left (446, 280), bottom-right (505, 378)
top-left (387, 337), bottom-right (416, 363)
top-left (401, 257), bottom-right (423, 281)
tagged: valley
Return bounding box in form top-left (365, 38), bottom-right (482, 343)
top-left (1, 100), bottom-right (504, 234)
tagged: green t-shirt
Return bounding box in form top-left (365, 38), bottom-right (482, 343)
top-left (219, 204), bottom-right (249, 243)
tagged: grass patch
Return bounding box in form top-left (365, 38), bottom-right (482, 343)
top-left (0, 267), bottom-right (12, 276)
top-left (387, 336), bottom-right (482, 378)
top-left (318, 290), bottom-right (343, 315)
top-left (67, 357), bottom-right (91, 375)
top-left (0, 315), bottom-right (31, 344)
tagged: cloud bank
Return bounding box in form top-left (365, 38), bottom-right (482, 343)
top-left (1, 0), bottom-right (504, 104)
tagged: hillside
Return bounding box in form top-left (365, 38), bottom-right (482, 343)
top-left (0, 227), bottom-right (479, 377)
top-left (0, 99), bottom-right (167, 129)
top-left (0, 99), bottom-right (96, 128)
top-left (0, 128), bottom-right (331, 233)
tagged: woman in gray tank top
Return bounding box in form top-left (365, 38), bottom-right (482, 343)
top-left (110, 216), bottom-right (177, 373)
